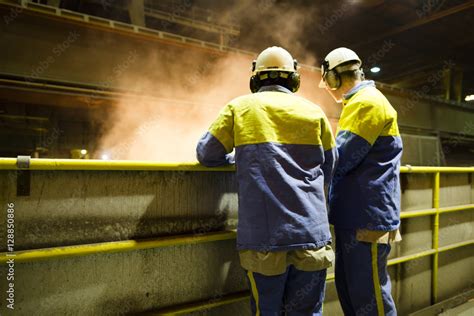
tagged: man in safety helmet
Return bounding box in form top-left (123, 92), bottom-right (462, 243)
top-left (197, 46), bottom-right (337, 315)
top-left (319, 47), bottom-right (403, 315)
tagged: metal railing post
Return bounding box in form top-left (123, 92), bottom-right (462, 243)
top-left (431, 172), bottom-right (440, 304)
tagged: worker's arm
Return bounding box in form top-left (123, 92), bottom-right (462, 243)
top-left (320, 114), bottom-right (338, 187)
top-left (332, 101), bottom-right (386, 181)
top-left (196, 104), bottom-right (234, 167)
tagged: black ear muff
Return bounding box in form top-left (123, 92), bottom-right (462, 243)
top-left (250, 60), bottom-right (260, 93)
top-left (288, 72), bottom-right (300, 92)
top-left (286, 59), bottom-right (300, 92)
top-left (250, 75), bottom-right (260, 93)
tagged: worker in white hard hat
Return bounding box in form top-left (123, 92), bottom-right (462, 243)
top-left (319, 47), bottom-right (403, 315)
top-left (197, 46), bottom-right (337, 315)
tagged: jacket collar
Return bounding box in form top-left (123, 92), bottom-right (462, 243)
top-left (258, 85), bottom-right (293, 94)
top-left (343, 80), bottom-right (375, 102)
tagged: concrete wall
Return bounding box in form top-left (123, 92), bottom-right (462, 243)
top-left (0, 170), bottom-right (238, 250)
top-left (0, 169), bottom-right (472, 315)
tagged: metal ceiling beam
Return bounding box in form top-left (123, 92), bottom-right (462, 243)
top-left (379, 63), bottom-right (440, 83)
top-left (363, 32), bottom-right (474, 84)
top-left (0, 114), bottom-right (49, 122)
top-left (354, 1), bottom-right (474, 47)
top-left (0, 124), bottom-right (48, 133)
top-left (388, 72), bottom-right (439, 89)
top-left (144, 7), bottom-right (240, 36)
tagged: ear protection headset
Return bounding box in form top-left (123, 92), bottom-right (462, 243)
top-left (321, 59), bottom-right (365, 90)
top-left (249, 59), bottom-right (301, 93)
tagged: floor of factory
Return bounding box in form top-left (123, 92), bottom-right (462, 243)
top-left (439, 299), bottom-right (474, 316)
top-left (410, 291), bottom-right (474, 316)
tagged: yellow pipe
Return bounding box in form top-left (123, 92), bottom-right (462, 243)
top-left (400, 204), bottom-right (474, 219)
top-left (0, 158), bottom-right (235, 172)
top-left (431, 172), bottom-right (440, 304)
top-left (1, 158), bottom-right (473, 173)
top-left (151, 291), bottom-right (250, 315)
top-left (437, 239), bottom-right (474, 253)
top-left (388, 249), bottom-right (437, 266)
top-left (401, 209), bottom-right (437, 219)
top-left (383, 239), bottom-right (474, 268)
top-left (0, 158), bottom-right (17, 169)
top-left (400, 166), bottom-right (474, 173)
top-left (439, 204), bottom-right (474, 214)
top-left (0, 230), bottom-right (237, 264)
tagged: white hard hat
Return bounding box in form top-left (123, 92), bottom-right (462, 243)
top-left (319, 47), bottom-right (361, 88)
top-left (253, 46), bottom-right (297, 74)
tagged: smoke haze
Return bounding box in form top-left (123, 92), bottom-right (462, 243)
top-left (93, 1), bottom-right (339, 161)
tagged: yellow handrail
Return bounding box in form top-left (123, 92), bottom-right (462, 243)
top-left (0, 231), bottom-right (237, 263)
top-left (400, 166), bottom-right (474, 173)
top-left (0, 158), bottom-right (234, 171)
top-left (400, 204), bottom-right (474, 218)
top-left (1, 157), bottom-right (473, 172)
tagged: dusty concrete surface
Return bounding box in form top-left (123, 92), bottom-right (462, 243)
top-left (0, 170), bottom-right (238, 250)
top-left (0, 169), bottom-right (472, 315)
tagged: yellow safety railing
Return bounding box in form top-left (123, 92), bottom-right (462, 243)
top-left (0, 231), bottom-right (237, 264)
top-left (395, 169), bottom-right (474, 305)
top-left (0, 159), bottom-right (473, 314)
top-left (0, 157), bottom-right (234, 171)
top-left (1, 157), bottom-right (473, 173)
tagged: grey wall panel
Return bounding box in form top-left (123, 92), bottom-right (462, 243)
top-left (401, 174), bottom-right (433, 212)
top-left (381, 89), bottom-right (474, 138)
top-left (0, 241), bottom-right (247, 315)
top-left (397, 257), bottom-right (432, 316)
top-left (438, 247), bottom-right (474, 302)
top-left (399, 216), bottom-right (433, 256)
top-left (434, 107), bottom-right (474, 137)
top-left (0, 170), bottom-right (238, 251)
top-left (439, 211), bottom-right (473, 247)
top-left (0, 13), bottom-right (210, 91)
top-left (400, 173), bottom-right (434, 259)
top-left (383, 93), bottom-right (435, 131)
top-left (439, 174), bottom-right (472, 207)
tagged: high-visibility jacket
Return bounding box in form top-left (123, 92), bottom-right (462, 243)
top-left (329, 81), bottom-right (403, 231)
top-left (197, 85), bottom-right (337, 251)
